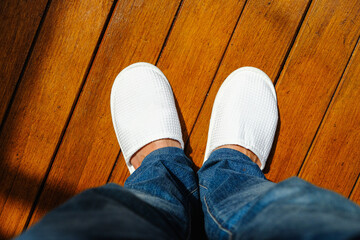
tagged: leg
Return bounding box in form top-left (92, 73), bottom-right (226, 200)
top-left (18, 146), bottom-right (199, 240)
top-left (124, 139), bottom-right (201, 238)
top-left (198, 148), bottom-right (360, 240)
top-left (111, 62), bottom-right (202, 238)
top-left (200, 67), bottom-right (360, 239)
top-left (17, 62), bottom-right (202, 239)
top-left (17, 183), bottom-right (182, 240)
top-left (125, 146), bottom-right (202, 239)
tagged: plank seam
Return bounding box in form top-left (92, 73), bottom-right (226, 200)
top-left (22, 0), bottom-right (119, 231)
top-left (185, 0), bottom-right (310, 149)
top-left (0, 0), bottom-right (52, 136)
top-left (348, 173), bottom-right (360, 199)
top-left (185, 0), bottom-right (249, 148)
top-left (296, 34), bottom-right (360, 177)
top-left (273, 0), bottom-right (313, 86)
top-left (106, 150), bottom-right (121, 183)
top-left (0, 0), bottom-right (53, 220)
top-left (107, 0), bottom-right (185, 182)
top-left (155, 0), bottom-right (185, 65)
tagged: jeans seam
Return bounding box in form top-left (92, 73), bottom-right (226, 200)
top-left (185, 187), bottom-right (198, 240)
top-left (199, 184), bottom-right (208, 189)
top-left (187, 187), bottom-right (198, 196)
top-left (186, 201), bottom-right (191, 240)
top-left (204, 196), bottom-right (232, 240)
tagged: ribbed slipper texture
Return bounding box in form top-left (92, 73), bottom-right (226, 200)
top-left (111, 63), bottom-right (184, 174)
top-left (204, 67), bottom-right (278, 170)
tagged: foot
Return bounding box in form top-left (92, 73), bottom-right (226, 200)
top-left (110, 62), bottom-right (184, 174)
top-left (204, 67), bottom-right (278, 170)
top-left (130, 139), bottom-right (181, 169)
top-left (215, 145), bottom-right (262, 168)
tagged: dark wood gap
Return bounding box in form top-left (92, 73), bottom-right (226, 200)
top-left (106, 0), bottom-right (186, 183)
top-left (184, 0), bottom-right (249, 148)
top-left (155, 0), bottom-right (185, 65)
top-left (296, 35), bottom-right (360, 178)
top-left (0, 0), bottom-right (52, 134)
top-left (349, 173), bottom-right (360, 198)
top-left (107, 150), bottom-right (122, 183)
top-left (22, 0), bottom-right (119, 231)
top-left (273, 0), bottom-right (313, 86)
top-left (185, 0), bottom-right (312, 152)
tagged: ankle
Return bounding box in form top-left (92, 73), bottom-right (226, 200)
top-left (130, 139), bottom-right (182, 169)
top-left (215, 145), bottom-right (262, 168)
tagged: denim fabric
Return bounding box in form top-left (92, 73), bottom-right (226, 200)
top-left (17, 147), bottom-right (360, 240)
top-left (198, 148), bottom-right (360, 240)
top-left (124, 147), bottom-right (203, 239)
top-left (17, 147), bottom-right (201, 240)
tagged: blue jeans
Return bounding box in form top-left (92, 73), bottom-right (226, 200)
top-left (18, 148), bottom-right (360, 239)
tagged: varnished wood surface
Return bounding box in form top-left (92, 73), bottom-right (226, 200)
top-left (187, 0), bottom-right (310, 168)
top-left (110, 0), bottom-right (246, 184)
top-left (0, 0), bottom-right (48, 125)
top-left (299, 43), bottom-right (360, 197)
top-left (1, 0), bottom-right (360, 238)
top-left (0, 0), bottom-right (114, 238)
top-left (264, 0), bottom-right (360, 182)
top-left (29, 0), bottom-right (182, 225)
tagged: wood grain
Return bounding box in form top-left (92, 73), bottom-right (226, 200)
top-left (265, 0), bottom-right (360, 182)
top-left (28, 0), bottom-right (182, 225)
top-left (0, 0), bottom-right (113, 238)
top-left (187, 0), bottom-right (310, 168)
top-left (110, 0), bottom-right (246, 184)
top-left (299, 43), bottom-right (360, 197)
top-left (1, 0), bottom-right (359, 236)
top-left (0, 0), bottom-right (48, 125)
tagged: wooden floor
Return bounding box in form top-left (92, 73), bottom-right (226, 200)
top-left (1, 0), bottom-right (360, 238)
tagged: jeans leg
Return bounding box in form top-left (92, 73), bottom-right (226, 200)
top-left (124, 147), bottom-right (203, 239)
top-left (198, 148), bottom-right (360, 240)
top-left (18, 147), bottom-right (200, 240)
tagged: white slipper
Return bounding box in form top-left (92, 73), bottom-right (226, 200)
top-left (204, 67), bottom-right (278, 170)
top-left (110, 62), bottom-right (184, 174)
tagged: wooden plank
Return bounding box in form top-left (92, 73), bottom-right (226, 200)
top-left (110, 0), bottom-right (247, 184)
top-left (187, 0), bottom-right (310, 168)
top-left (0, 0), bottom-right (48, 124)
top-left (28, 0), bottom-right (182, 225)
top-left (299, 43), bottom-right (360, 197)
top-left (265, 0), bottom-right (360, 182)
top-left (0, 0), bottom-right (114, 238)
top-left (350, 177), bottom-right (360, 205)
top-left (33, 0), bottom-right (247, 219)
